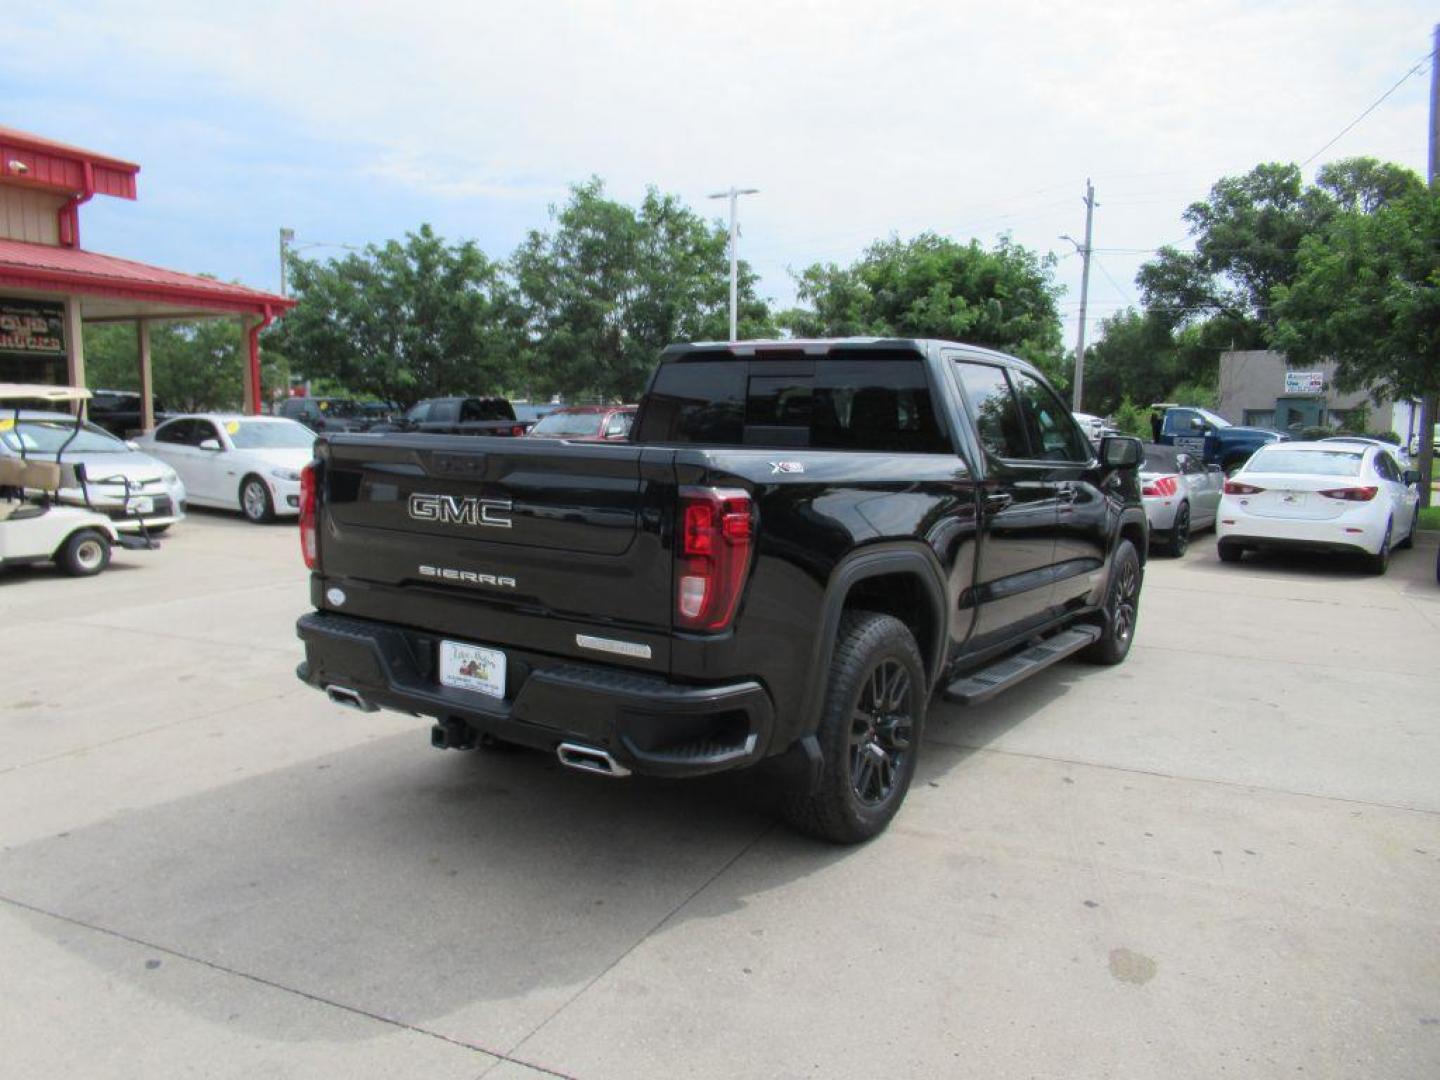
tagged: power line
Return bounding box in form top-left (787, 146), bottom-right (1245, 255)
top-left (1300, 48), bottom-right (1436, 166)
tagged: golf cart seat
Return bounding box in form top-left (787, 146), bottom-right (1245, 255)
top-left (0, 456), bottom-right (63, 491)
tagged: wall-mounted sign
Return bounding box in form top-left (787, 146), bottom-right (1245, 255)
top-left (1283, 371), bottom-right (1325, 394)
top-left (0, 299), bottom-right (65, 360)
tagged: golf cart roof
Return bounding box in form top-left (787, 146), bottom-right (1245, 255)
top-left (0, 383), bottom-right (92, 404)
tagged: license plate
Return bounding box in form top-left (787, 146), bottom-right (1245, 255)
top-left (129, 496), bottom-right (154, 514)
top-left (439, 640), bottom-right (506, 698)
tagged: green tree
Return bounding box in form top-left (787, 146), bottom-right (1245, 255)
top-left (512, 179), bottom-right (773, 401)
top-left (274, 225), bottom-right (515, 406)
top-left (783, 233), bottom-right (1065, 381)
top-left (83, 319), bottom-right (289, 411)
top-left (1272, 185), bottom-right (1440, 504)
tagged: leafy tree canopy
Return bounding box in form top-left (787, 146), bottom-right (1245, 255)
top-left (782, 233), bottom-right (1066, 382)
top-left (512, 179), bottom-right (774, 401)
top-left (272, 224), bottom-right (515, 407)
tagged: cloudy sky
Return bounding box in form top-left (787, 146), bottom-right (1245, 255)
top-left (6, 1), bottom-right (1436, 348)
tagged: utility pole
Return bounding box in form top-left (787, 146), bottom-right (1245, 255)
top-left (707, 186), bottom-right (759, 341)
top-left (1419, 26), bottom-right (1440, 508)
top-left (279, 227), bottom-right (295, 297)
top-left (1063, 180), bottom-right (1096, 412)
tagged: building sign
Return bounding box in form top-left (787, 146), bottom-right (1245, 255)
top-left (0, 299), bottom-right (65, 360)
top-left (1283, 371), bottom-right (1325, 394)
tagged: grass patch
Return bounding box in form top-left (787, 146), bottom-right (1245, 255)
top-left (1419, 506), bottom-right (1440, 531)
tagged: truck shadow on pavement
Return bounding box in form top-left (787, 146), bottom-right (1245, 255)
top-left (0, 663), bottom-right (1090, 1050)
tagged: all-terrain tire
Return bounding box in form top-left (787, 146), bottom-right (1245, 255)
top-left (780, 612), bottom-right (926, 844)
top-left (1080, 539), bottom-right (1142, 665)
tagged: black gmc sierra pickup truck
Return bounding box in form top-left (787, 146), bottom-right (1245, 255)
top-left (295, 339), bottom-right (1148, 842)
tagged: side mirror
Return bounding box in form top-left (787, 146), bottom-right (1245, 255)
top-left (125, 440), bottom-right (140, 450)
top-left (1403, 468), bottom-right (1421, 486)
top-left (1188, 417), bottom-right (1204, 431)
top-left (199, 438), bottom-right (222, 452)
top-left (1100, 435), bottom-right (1143, 470)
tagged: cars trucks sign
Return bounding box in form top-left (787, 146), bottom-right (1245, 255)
top-left (0, 299), bottom-right (65, 360)
top-left (1284, 371), bottom-right (1325, 394)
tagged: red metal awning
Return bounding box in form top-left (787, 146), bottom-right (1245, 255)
top-left (0, 238), bottom-right (293, 317)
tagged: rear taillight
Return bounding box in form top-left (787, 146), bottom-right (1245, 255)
top-left (1318, 485), bottom-right (1378, 502)
top-left (299, 463), bottom-right (319, 569)
top-left (511, 425), bottom-right (525, 436)
top-left (1142, 475), bottom-right (1178, 497)
top-left (676, 487), bottom-right (753, 632)
top-left (1224, 480), bottom-right (1265, 495)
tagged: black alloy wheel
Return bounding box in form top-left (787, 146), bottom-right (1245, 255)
top-left (1082, 539), bottom-right (1142, 665)
top-left (1164, 502), bottom-right (1191, 558)
top-left (848, 658), bottom-right (914, 806)
top-left (781, 611), bottom-right (927, 844)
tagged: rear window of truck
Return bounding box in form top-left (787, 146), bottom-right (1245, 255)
top-left (636, 356), bottom-right (951, 453)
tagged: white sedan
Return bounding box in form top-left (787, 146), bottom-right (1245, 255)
top-left (134, 414), bottom-right (316, 523)
top-left (1216, 441), bottom-right (1420, 574)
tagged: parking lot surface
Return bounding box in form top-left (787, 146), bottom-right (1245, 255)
top-left (1, 513), bottom-right (1437, 1079)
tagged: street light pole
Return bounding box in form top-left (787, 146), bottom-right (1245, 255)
top-left (708, 186), bottom-right (759, 341)
top-left (279, 227), bottom-right (295, 297)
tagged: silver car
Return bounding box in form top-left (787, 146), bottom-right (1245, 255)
top-left (0, 410), bottom-right (187, 533)
top-left (1141, 442), bottom-right (1223, 557)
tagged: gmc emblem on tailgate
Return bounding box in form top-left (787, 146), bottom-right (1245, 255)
top-left (408, 493), bottom-right (513, 529)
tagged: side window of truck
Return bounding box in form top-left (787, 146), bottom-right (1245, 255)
top-left (955, 363), bottom-right (1029, 459)
top-left (1010, 371), bottom-right (1091, 463)
top-left (633, 361), bottom-right (747, 443)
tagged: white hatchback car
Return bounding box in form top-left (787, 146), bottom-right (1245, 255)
top-left (1216, 441), bottom-right (1420, 574)
top-left (134, 414), bottom-right (316, 523)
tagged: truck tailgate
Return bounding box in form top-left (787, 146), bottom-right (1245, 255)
top-left (315, 434), bottom-right (675, 669)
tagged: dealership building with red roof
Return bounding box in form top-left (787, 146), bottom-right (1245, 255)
top-left (0, 125), bottom-right (293, 427)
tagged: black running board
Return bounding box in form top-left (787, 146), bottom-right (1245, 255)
top-left (942, 625), bottom-right (1101, 705)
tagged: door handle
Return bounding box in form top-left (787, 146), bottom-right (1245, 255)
top-left (984, 492), bottom-right (1013, 513)
top-left (1058, 484), bottom-right (1078, 505)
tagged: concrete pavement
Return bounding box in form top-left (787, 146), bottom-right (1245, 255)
top-left (1, 512), bottom-right (1436, 1078)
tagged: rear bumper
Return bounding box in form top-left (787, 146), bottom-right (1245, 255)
top-left (1217, 509), bottom-right (1384, 555)
top-left (295, 611), bottom-right (774, 777)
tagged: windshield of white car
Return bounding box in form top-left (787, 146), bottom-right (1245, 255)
top-left (530, 411), bottom-right (607, 437)
top-left (1, 418), bottom-right (127, 454)
top-left (227, 420), bottom-right (316, 450)
top-left (1246, 447), bottom-right (1363, 477)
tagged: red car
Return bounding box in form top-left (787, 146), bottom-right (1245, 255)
top-left (526, 405), bottom-right (636, 442)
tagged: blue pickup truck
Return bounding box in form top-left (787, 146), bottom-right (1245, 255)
top-left (1155, 405), bottom-right (1286, 472)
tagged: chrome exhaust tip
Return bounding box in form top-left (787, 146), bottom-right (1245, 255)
top-left (325, 685), bottom-right (377, 712)
top-left (557, 742), bottom-right (631, 778)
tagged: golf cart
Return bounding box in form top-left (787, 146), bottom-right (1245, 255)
top-left (0, 383), bottom-right (158, 577)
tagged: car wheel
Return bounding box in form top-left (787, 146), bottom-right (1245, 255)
top-left (57, 529), bottom-right (111, 577)
top-left (1365, 520), bottom-right (1392, 576)
top-left (240, 476), bottom-right (275, 524)
top-left (1397, 510), bottom-right (1416, 550)
top-left (1081, 539), bottom-right (1142, 665)
top-left (1217, 541), bottom-right (1244, 563)
top-left (780, 612), bottom-right (926, 844)
top-left (1162, 502), bottom-right (1191, 558)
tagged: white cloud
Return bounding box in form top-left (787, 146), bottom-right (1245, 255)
top-left (11, 0), bottom-right (1436, 340)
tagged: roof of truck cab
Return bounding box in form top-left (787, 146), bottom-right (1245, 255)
top-left (661, 338), bottom-right (1027, 365)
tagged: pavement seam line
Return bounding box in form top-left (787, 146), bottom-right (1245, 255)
top-left (55, 617), bottom-right (300, 656)
top-left (1131, 640), bottom-right (1440, 679)
top-left (927, 738), bottom-right (1440, 817)
top-left (0, 687), bottom-right (313, 777)
top-left (0, 892), bottom-right (577, 1080)
top-left (483, 819), bottom-right (779, 1077)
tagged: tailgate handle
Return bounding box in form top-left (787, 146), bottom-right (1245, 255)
top-left (431, 452), bottom-right (487, 477)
